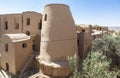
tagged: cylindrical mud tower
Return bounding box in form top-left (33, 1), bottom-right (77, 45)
top-left (38, 4), bottom-right (78, 77)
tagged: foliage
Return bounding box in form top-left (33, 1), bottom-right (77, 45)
top-left (68, 34), bottom-right (120, 78)
top-left (68, 52), bottom-right (120, 78)
top-left (119, 33), bottom-right (120, 36)
top-left (82, 51), bottom-right (119, 78)
top-left (92, 34), bottom-right (120, 66)
top-left (68, 54), bottom-right (80, 78)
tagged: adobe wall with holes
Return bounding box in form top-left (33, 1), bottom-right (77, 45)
top-left (76, 25), bottom-right (83, 32)
top-left (0, 15), bottom-right (1, 36)
top-left (22, 11), bottom-right (42, 36)
top-left (14, 38), bottom-right (33, 73)
top-left (77, 32), bottom-right (92, 59)
top-left (0, 34), bottom-right (32, 74)
top-left (77, 25), bottom-right (92, 59)
top-left (0, 14), bottom-right (22, 37)
top-left (30, 35), bottom-right (41, 52)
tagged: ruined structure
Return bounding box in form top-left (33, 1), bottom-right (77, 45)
top-left (77, 24), bottom-right (92, 59)
top-left (91, 25), bottom-right (108, 40)
top-left (37, 4), bottom-right (78, 77)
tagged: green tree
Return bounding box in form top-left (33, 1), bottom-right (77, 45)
top-left (68, 52), bottom-right (119, 78)
top-left (68, 54), bottom-right (80, 78)
top-left (92, 34), bottom-right (120, 67)
top-left (68, 34), bottom-right (120, 78)
top-left (82, 51), bottom-right (118, 78)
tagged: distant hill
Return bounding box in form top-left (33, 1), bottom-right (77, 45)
top-left (109, 26), bottom-right (120, 31)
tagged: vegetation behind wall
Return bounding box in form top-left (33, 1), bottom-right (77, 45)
top-left (68, 34), bottom-right (120, 78)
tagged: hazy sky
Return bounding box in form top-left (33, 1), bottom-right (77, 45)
top-left (0, 0), bottom-right (120, 26)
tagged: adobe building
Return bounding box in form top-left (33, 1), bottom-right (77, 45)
top-left (0, 14), bottom-right (22, 37)
top-left (77, 24), bottom-right (92, 59)
top-left (0, 33), bottom-right (33, 74)
top-left (91, 25), bottom-right (108, 40)
top-left (0, 12), bottom-right (42, 37)
top-left (0, 12), bottom-right (42, 52)
top-left (0, 15), bottom-right (1, 36)
top-left (0, 11), bottom-right (42, 76)
top-left (92, 25), bottom-right (108, 32)
top-left (76, 25), bottom-right (83, 32)
top-left (91, 30), bottom-right (103, 40)
top-left (22, 11), bottom-right (42, 36)
top-left (79, 24), bottom-right (92, 34)
top-left (37, 4), bottom-right (78, 77)
top-left (22, 11), bottom-right (42, 52)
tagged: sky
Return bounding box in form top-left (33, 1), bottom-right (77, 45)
top-left (0, 0), bottom-right (120, 26)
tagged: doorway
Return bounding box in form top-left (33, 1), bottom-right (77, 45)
top-left (5, 63), bottom-right (9, 71)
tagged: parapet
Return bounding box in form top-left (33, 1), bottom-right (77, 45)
top-left (23, 11), bottom-right (42, 15)
top-left (45, 3), bottom-right (69, 8)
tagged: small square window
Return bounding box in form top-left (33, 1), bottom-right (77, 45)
top-left (22, 43), bottom-right (27, 48)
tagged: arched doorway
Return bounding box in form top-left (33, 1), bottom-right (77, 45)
top-left (6, 63), bottom-right (9, 71)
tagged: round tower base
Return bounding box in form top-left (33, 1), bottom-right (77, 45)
top-left (39, 60), bottom-right (71, 77)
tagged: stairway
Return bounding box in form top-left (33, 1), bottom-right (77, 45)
top-left (0, 69), bottom-right (8, 78)
top-left (19, 52), bottom-right (36, 74)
